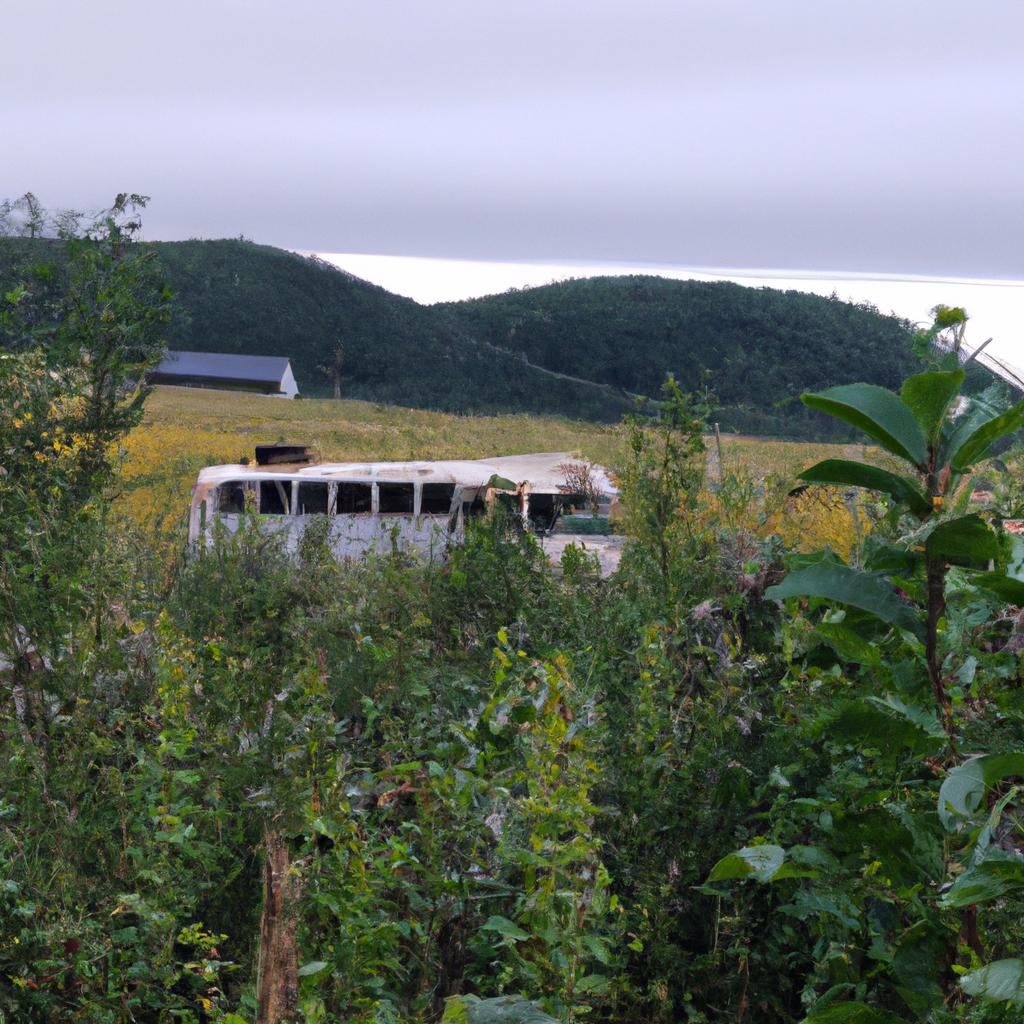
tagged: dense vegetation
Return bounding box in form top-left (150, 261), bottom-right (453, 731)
top-left (439, 277), bottom-right (927, 437)
top-left (4, 200), bottom-right (1024, 1023)
top-left (1, 228), bottom-right (971, 436)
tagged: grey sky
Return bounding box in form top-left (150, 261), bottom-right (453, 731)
top-left (3, 1), bottom-right (1022, 277)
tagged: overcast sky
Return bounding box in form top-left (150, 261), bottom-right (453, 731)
top-left (4, 0), bottom-right (1022, 277)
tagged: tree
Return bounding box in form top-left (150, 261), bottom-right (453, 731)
top-left (0, 193), bottom-right (170, 768)
top-left (770, 365), bottom-right (1024, 735)
top-left (618, 374), bottom-right (710, 590)
top-left (708, 351), bottom-right (1024, 1017)
top-left (2, 191), bottom-right (48, 239)
top-left (319, 337), bottom-right (344, 399)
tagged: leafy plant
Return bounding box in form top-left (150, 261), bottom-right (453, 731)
top-left (708, 354), bottom-right (1024, 1019)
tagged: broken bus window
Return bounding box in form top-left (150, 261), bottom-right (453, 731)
top-left (336, 482), bottom-right (372, 514)
top-left (421, 483), bottom-right (455, 515)
top-left (259, 480), bottom-right (291, 515)
top-left (297, 482), bottom-right (329, 515)
top-left (378, 482), bottom-right (414, 514)
top-left (218, 481), bottom-right (246, 514)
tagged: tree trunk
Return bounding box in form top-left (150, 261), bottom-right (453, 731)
top-left (925, 554), bottom-right (955, 744)
top-left (255, 829), bottom-right (303, 1024)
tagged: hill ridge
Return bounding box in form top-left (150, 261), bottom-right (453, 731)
top-left (1, 236), bottom-right (951, 437)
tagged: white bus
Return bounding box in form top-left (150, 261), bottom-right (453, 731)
top-left (188, 448), bottom-right (617, 563)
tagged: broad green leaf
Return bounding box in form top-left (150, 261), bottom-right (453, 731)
top-left (707, 844), bottom-right (785, 882)
top-left (803, 1003), bottom-right (905, 1023)
top-left (948, 397), bottom-right (1024, 470)
top-left (442, 995), bottom-right (560, 1024)
top-left (812, 622), bottom-right (882, 666)
top-left (297, 960), bottom-right (328, 977)
top-left (778, 890), bottom-right (859, 929)
top-left (925, 514), bottom-right (1000, 568)
top-left (766, 561), bottom-right (919, 630)
top-left (480, 915), bottom-right (530, 942)
top-left (940, 850), bottom-right (1024, 908)
top-left (798, 459), bottom-right (930, 516)
top-left (960, 959), bottom-right (1024, 1004)
top-left (901, 369), bottom-right (964, 445)
top-left (829, 699), bottom-right (943, 754)
top-left (892, 921), bottom-right (946, 1011)
top-left (938, 753), bottom-right (1024, 830)
top-left (802, 384), bottom-right (927, 467)
top-left (866, 694), bottom-right (945, 740)
top-left (970, 572), bottom-right (1024, 606)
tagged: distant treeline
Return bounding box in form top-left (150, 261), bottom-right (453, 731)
top-left (0, 236), bottom-right (988, 437)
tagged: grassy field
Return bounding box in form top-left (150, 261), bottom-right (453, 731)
top-left (120, 386), bottom-right (878, 552)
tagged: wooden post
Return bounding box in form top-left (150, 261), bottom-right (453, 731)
top-left (255, 829), bottom-right (303, 1024)
top-left (708, 422), bottom-right (724, 485)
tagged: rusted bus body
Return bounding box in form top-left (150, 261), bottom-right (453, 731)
top-left (188, 451), bottom-right (618, 563)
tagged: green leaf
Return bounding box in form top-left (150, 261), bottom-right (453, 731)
top-left (926, 514), bottom-right (1000, 568)
top-left (947, 397), bottom-right (1024, 471)
top-left (865, 694), bottom-right (946, 740)
top-left (802, 384), bottom-right (927, 467)
top-left (812, 622), bottom-right (882, 666)
top-left (829, 699), bottom-right (942, 755)
top-left (480, 915), bottom-right (530, 942)
top-left (778, 890), bottom-right (860, 929)
top-left (707, 844), bottom-right (785, 883)
top-left (900, 369), bottom-right (964, 445)
top-left (442, 995), bottom-right (560, 1024)
top-left (766, 561), bottom-right (919, 630)
top-left (940, 850), bottom-right (1024, 908)
top-left (970, 572), bottom-right (1024, 606)
top-left (297, 960), bottom-right (328, 977)
top-left (803, 1001), bottom-right (906, 1023)
top-left (960, 959), bottom-right (1024, 1004)
top-left (798, 459), bottom-right (931, 516)
top-left (938, 753), bottom-right (1024, 830)
top-left (892, 920), bottom-right (946, 1011)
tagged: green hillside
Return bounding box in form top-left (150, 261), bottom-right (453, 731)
top-left (0, 236), bottom-right (959, 436)
top-left (439, 275), bottom-right (921, 436)
top-left (151, 241), bottom-right (634, 420)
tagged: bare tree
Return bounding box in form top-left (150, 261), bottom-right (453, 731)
top-left (319, 339), bottom-right (344, 400)
top-left (0, 197), bottom-right (13, 236)
top-left (557, 460), bottom-right (601, 513)
top-left (51, 206), bottom-right (84, 238)
top-left (15, 192), bottom-right (46, 238)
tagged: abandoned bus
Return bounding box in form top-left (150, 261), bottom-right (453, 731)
top-left (188, 447), bottom-right (617, 563)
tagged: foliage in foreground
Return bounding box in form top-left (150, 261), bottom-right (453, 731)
top-left (2, 229), bottom-right (1024, 1024)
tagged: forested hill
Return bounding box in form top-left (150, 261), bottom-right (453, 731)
top-left (1, 236), bottom-right (932, 434)
top-left (149, 241), bottom-right (633, 421)
top-left (438, 276), bottom-right (922, 436)
top-left (0, 238), bottom-right (632, 422)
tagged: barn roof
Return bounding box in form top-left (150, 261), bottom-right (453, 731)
top-left (156, 350), bottom-right (291, 384)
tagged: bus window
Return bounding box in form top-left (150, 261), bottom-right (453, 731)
top-left (218, 481), bottom-right (246, 514)
top-left (297, 482), bottom-right (329, 515)
top-left (378, 482), bottom-right (414, 514)
top-left (421, 483), bottom-right (455, 515)
top-left (259, 480), bottom-right (291, 515)
top-left (462, 494), bottom-right (487, 519)
top-left (336, 482), bottom-right (372, 514)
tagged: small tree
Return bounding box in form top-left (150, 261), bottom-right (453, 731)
top-left (767, 366), bottom-right (1024, 736)
top-left (319, 338), bottom-right (343, 400)
top-left (619, 374), bottom-right (710, 590)
top-left (0, 194), bottom-right (170, 761)
top-left (708, 357), bottom-right (1024, 1017)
